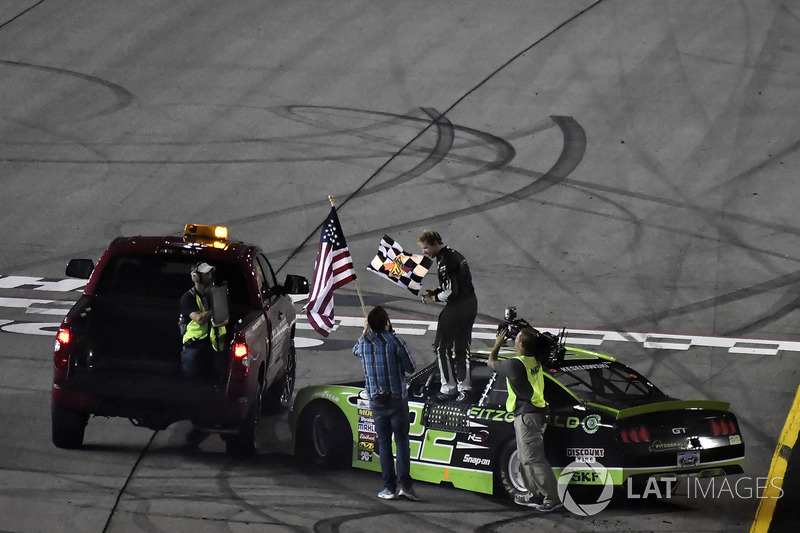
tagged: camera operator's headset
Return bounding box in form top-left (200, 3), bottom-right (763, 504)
top-left (190, 262), bottom-right (214, 283)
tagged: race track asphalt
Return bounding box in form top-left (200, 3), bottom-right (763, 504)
top-left (1, 1), bottom-right (799, 532)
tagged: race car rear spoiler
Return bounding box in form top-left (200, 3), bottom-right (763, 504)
top-left (614, 399), bottom-right (731, 420)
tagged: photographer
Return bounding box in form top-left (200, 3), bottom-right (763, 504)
top-left (353, 306), bottom-right (418, 501)
top-left (488, 326), bottom-right (562, 512)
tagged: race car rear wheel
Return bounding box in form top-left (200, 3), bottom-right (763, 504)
top-left (298, 402), bottom-right (352, 467)
top-left (51, 404), bottom-right (89, 449)
top-left (496, 439), bottom-right (528, 499)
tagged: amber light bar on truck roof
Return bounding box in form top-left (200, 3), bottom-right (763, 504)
top-left (183, 224), bottom-right (229, 248)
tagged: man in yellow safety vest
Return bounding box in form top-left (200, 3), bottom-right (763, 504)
top-left (179, 262), bottom-right (228, 382)
top-left (488, 326), bottom-right (563, 512)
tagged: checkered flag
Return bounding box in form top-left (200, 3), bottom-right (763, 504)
top-left (367, 235), bottom-right (433, 296)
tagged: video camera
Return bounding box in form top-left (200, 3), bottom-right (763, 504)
top-left (498, 307), bottom-right (567, 365)
top-left (499, 306), bottom-right (531, 342)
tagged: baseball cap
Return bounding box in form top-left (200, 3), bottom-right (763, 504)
top-left (194, 262), bottom-right (214, 274)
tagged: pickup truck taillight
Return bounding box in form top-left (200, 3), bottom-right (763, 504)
top-left (53, 326), bottom-right (72, 380)
top-left (229, 339), bottom-right (250, 384)
top-left (234, 343), bottom-right (248, 359)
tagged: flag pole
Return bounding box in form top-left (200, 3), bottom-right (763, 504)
top-left (328, 196), bottom-right (368, 320)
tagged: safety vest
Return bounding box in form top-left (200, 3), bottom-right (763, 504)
top-left (506, 355), bottom-right (546, 412)
top-left (182, 291), bottom-right (227, 351)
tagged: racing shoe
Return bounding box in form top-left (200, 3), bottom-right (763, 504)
top-left (513, 493), bottom-right (542, 507)
top-left (434, 392), bottom-right (456, 402)
top-left (398, 487), bottom-right (420, 501)
top-left (377, 488), bottom-right (397, 500)
top-left (532, 501), bottom-right (564, 513)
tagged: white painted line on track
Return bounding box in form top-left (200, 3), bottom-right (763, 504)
top-left (0, 296), bottom-right (55, 309)
top-left (294, 314), bottom-right (800, 357)
top-left (0, 275), bottom-right (85, 292)
top-left (2, 289), bottom-right (800, 356)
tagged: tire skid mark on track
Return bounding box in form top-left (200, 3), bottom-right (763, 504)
top-left (337, 115), bottom-right (584, 245)
top-left (231, 105), bottom-right (468, 227)
top-left (272, 113), bottom-right (581, 272)
top-left (233, 104), bottom-right (520, 254)
top-left (0, 60), bottom-right (134, 121)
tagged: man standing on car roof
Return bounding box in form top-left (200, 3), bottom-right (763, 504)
top-left (418, 229), bottom-right (478, 402)
top-left (488, 327), bottom-right (563, 512)
top-left (180, 262), bottom-right (228, 383)
top-left (353, 306), bottom-right (419, 501)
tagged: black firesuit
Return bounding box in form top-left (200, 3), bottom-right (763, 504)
top-left (428, 246), bottom-right (477, 396)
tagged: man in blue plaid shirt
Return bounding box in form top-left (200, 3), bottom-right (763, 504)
top-left (353, 306), bottom-right (418, 501)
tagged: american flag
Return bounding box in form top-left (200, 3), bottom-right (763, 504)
top-left (304, 207), bottom-right (357, 336)
top-left (367, 235), bottom-right (432, 296)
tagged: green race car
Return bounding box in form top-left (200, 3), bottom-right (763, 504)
top-left (290, 326), bottom-right (744, 499)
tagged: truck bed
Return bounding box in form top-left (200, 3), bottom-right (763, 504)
top-left (77, 295), bottom-right (184, 374)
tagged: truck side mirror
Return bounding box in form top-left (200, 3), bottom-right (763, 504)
top-left (283, 274), bottom-right (309, 295)
top-left (66, 259), bottom-right (95, 279)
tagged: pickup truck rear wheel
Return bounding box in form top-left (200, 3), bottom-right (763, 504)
top-left (52, 404), bottom-right (89, 449)
top-left (297, 402), bottom-right (352, 467)
top-left (225, 383), bottom-right (262, 458)
top-left (262, 342), bottom-right (296, 415)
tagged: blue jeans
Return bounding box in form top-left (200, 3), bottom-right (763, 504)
top-left (181, 339), bottom-right (226, 382)
top-left (370, 397), bottom-right (412, 493)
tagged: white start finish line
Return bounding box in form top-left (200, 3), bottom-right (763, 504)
top-left (0, 275), bottom-right (796, 355)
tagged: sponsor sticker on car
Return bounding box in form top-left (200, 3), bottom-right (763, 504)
top-left (678, 451), bottom-right (700, 467)
top-left (567, 447), bottom-right (605, 463)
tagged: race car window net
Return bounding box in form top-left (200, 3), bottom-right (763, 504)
top-left (423, 402), bottom-right (470, 433)
top-left (95, 255), bottom-right (251, 306)
top-left (552, 362), bottom-right (666, 405)
top-left (478, 371), bottom-right (577, 408)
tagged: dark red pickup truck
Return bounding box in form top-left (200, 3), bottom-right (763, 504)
top-left (51, 224), bottom-right (308, 457)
